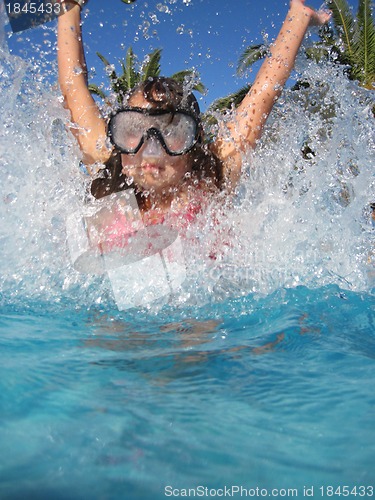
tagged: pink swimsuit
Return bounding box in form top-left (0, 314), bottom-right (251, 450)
top-left (95, 196), bottom-right (203, 254)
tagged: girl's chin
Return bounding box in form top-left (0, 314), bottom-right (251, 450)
top-left (124, 169), bottom-right (186, 194)
top-left (135, 179), bottom-right (174, 194)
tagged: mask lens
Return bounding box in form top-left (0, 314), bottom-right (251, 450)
top-left (160, 113), bottom-right (197, 154)
top-left (109, 110), bottom-right (198, 155)
top-left (109, 111), bottom-right (146, 153)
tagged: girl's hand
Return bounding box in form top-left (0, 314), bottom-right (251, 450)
top-left (57, 0), bottom-right (88, 13)
top-left (290, 0), bottom-right (331, 26)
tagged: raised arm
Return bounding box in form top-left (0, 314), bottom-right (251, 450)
top-left (57, 2), bottom-right (111, 167)
top-left (213, 0), bottom-right (331, 188)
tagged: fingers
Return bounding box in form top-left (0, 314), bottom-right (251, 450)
top-left (310, 8), bottom-right (332, 26)
top-left (290, 0), bottom-right (332, 27)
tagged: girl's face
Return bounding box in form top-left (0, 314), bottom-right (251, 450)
top-left (120, 92), bottom-right (193, 196)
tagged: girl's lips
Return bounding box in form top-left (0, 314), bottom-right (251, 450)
top-left (141, 162), bottom-right (164, 172)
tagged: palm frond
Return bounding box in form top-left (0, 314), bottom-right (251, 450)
top-left (209, 84), bottom-right (251, 113)
top-left (141, 48), bottom-right (162, 81)
top-left (305, 44), bottom-right (331, 63)
top-left (88, 83), bottom-right (107, 100)
top-left (123, 46), bottom-right (139, 90)
top-left (203, 85), bottom-right (251, 129)
top-left (318, 23), bottom-right (339, 46)
top-left (327, 0), bottom-right (357, 63)
top-left (114, 60), bottom-right (130, 95)
top-left (170, 69), bottom-right (192, 82)
top-left (90, 46), bottom-right (210, 106)
top-left (353, 0), bottom-right (375, 87)
top-left (96, 52), bottom-right (111, 68)
top-left (170, 69), bottom-right (206, 94)
top-left (309, 25), bottom-right (347, 64)
top-left (191, 81), bottom-right (206, 94)
top-left (96, 51), bottom-right (118, 84)
top-left (237, 44), bottom-right (268, 76)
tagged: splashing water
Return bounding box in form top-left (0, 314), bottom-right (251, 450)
top-left (202, 59), bottom-right (375, 299)
top-left (0, 6), bottom-right (374, 314)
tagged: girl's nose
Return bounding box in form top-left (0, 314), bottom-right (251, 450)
top-left (141, 136), bottom-right (164, 159)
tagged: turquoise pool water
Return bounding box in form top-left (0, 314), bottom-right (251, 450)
top-left (0, 287), bottom-right (375, 498)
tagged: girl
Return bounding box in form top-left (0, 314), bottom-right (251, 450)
top-left (57, 0), bottom-right (330, 219)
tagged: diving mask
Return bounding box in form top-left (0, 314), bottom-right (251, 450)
top-left (108, 108), bottom-right (200, 156)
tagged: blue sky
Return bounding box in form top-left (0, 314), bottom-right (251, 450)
top-left (4, 0), bottom-right (360, 110)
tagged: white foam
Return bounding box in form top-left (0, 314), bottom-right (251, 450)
top-left (0, 9), bottom-right (374, 311)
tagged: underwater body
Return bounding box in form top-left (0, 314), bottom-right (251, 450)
top-left (0, 2), bottom-right (375, 498)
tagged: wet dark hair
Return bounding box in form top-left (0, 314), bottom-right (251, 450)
top-left (91, 77), bottom-right (223, 200)
top-left (139, 76), bottom-right (201, 118)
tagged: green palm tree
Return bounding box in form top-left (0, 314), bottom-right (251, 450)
top-left (88, 47), bottom-right (206, 104)
top-left (236, 44), bottom-right (269, 78)
top-left (307, 0), bottom-right (375, 90)
top-left (203, 84), bottom-right (251, 127)
top-left (210, 0), bottom-right (374, 115)
top-left (207, 44), bottom-right (266, 116)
